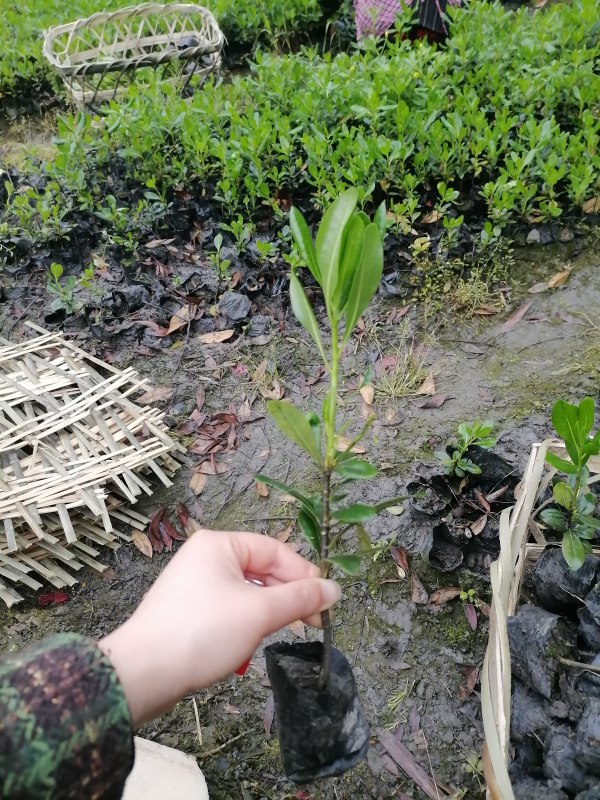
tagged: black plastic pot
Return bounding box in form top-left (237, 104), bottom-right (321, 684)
top-left (264, 641), bottom-right (370, 783)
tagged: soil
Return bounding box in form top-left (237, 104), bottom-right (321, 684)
top-left (1, 227), bottom-right (600, 798)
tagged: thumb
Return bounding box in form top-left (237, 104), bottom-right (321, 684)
top-left (257, 578), bottom-right (341, 635)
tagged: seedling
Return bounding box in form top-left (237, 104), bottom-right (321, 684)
top-left (207, 233), bottom-right (231, 280)
top-left (436, 421), bottom-right (497, 478)
top-left (539, 397), bottom-right (600, 570)
top-left (258, 188), bottom-right (406, 689)
top-left (46, 262), bottom-right (78, 314)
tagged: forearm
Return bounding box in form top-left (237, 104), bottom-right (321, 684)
top-left (0, 633), bottom-right (134, 800)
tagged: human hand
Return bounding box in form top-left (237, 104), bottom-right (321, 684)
top-left (98, 530), bottom-right (341, 727)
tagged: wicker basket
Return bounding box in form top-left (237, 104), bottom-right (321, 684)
top-left (42, 3), bottom-right (224, 109)
top-left (481, 440), bottom-right (600, 799)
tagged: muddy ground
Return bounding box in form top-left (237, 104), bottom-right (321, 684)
top-left (1, 230), bottom-right (599, 798)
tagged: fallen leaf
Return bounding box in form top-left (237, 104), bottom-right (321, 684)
top-left (501, 301), bottom-right (532, 332)
top-left (473, 306), bottom-right (500, 316)
top-left (223, 703), bottom-right (241, 715)
top-left (478, 601), bottom-right (491, 618)
top-left (335, 436), bottom-right (366, 454)
top-left (256, 481), bottom-right (270, 498)
top-left (421, 210), bottom-right (441, 224)
top-left (429, 587), bottom-right (461, 606)
top-left (417, 394), bottom-right (447, 409)
top-left (98, 567), bottom-right (117, 581)
top-left (199, 459), bottom-right (230, 475)
top-left (38, 591), bottom-right (70, 607)
top-left (390, 547), bottom-right (410, 578)
top-left (464, 602), bottom-right (478, 631)
top-left (145, 237), bottom-right (175, 249)
top-left (167, 304), bottom-right (194, 334)
top-left (458, 664), bottom-right (480, 700)
top-left (582, 196), bottom-right (600, 214)
top-left (485, 485), bottom-right (509, 503)
top-left (259, 378), bottom-right (285, 400)
top-left (378, 729), bottom-right (449, 800)
top-left (288, 620), bottom-right (306, 640)
top-left (473, 489), bottom-right (491, 513)
top-left (548, 268), bottom-right (571, 289)
top-left (296, 792), bottom-right (311, 800)
top-left (411, 574), bottom-right (429, 605)
top-left (263, 693), bottom-right (275, 735)
top-left (386, 505), bottom-right (405, 516)
top-left (360, 385), bottom-right (375, 405)
top-left (137, 319), bottom-right (171, 337)
top-left (176, 502), bottom-right (202, 535)
top-left (528, 280), bottom-right (550, 294)
top-left (137, 386), bottom-right (175, 405)
top-left (148, 509), bottom-right (163, 552)
top-left (196, 329), bottom-right (234, 344)
top-left (415, 373), bottom-right (435, 396)
top-left (190, 472), bottom-right (207, 495)
top-left (196, 388), bottom-right (205, 412)
top-left (275, 524), bottom-right (294, 542)
top-left (131, 530), bottom-right (153, 558)
top-left (469, 514), bottom-right (488, 536)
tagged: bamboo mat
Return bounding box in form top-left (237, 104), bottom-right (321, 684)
top-left (0, 324), bottom-right (184, 606)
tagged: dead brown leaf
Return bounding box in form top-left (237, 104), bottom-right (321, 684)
top-left (548, 268), bottom-right (571, 289)
top-left (429, 587), bottom-right (461, 606)
top-left (335, 436), bottom-right (366, 454)
top-left (196, 388), bottom-right (205, 412)
top-left (196, 329), bottom-right (235, 344)
top-left (145, 237), bottom-right (175, 249)
top-left (259, 378), bottom-right (285, 400)
top-left (189, 472), bottom-right (207, 495)
top-left (486, 485), bottom-right (509, 503)
top-left (263, 694), bottom-right (275, 735)
top-left (137, 319), bottom-right (171, 337)
top-left (473, 489), bottom-right (491, 513)
top-left (411, 574), bottom-right (429, 605)
top-left (501, 301), bottom-right (532, 332)
top-left (176, 502), bottom-right (202, 536)
top-left (528, 281), bottom-right (549, 294)
top-left (131, 530), bottom-right (153, 558)
top-left (390, 547), bottom-right (410, 579)
top-left (275, 524), bottom-right (294, 543)
top-left (464, 602), bottom-right (478, 631)
top-left (415, 373), bottom-right (436, 396)
top-left (167, 304), bottom-right (195, 334)
top-left (199, 459), bottom-right (230, 475)
top-left (137, 386), bottom-right (175, 405)
top-left (473, 306), bottom-right (500, 316)
top-left (288, 620), bottom-right (306, 640)
top-left (469, 514), bottom-right (488, 536)
top-left (582, 196), bottom-right (600, 214)
top-left (223, 703), bottom-right (241, 715)
top-left (256, 481), bottom-right (270, 498)
top-left (421, 210), bottom-right (441, 224)
top-left (417, 394), bottom-right (447, 409)
top-left (360, 384), bottom-right (375, 406)
top-left (458, 665), bottom-right (480, 700)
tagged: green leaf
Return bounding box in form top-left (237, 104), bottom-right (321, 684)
top-left (342, 222), bottom-right (384, 341)
top-left (462, 459), bottom-right (482, 475)
top-left (552, 400), bottom-right (580, 456)
top-left (337, 215), bottom-right (366, 309)
top-left (475, 437), bottom-right (497, 449)
top-left (267, 400), bottom-right (323, 464)
top-left (298, 509), bottom-right (321, 553)
top-left (374, 495), bottom-right (410, 513)
top-left (562, 530), bottom-right (587, 571)
top-left (577, 396), bottom-right (595, 437)
top-left (255, 474), bottom-right (317, 517)
top-left (333, 458), bottom-right (377, 479)
top-left (575, 514), bottom-right (600, 530)
top-left (290, 206), bottom-right (320, 284)
top-left (552, 481), bottom-right (573, 508)
top-left (289, 270), bottom-right (327, 365)
top-left (540, 507), bottom-right (567, 531)
top-left (373, 201), bottom-right (387, 241)
top-left (546, 451), bottom-right (578, 474)
top-left (356, 523), bottom-right (372, 552)
top-left (582, 439), bottom-right (600, 458)
top-left (329, 554), bottom-right (362, 575)
top-left (576, 491), bottom-right (596, 516)
top-left (316, 188), bottom-right (358, 309)
top-left (50, 262), bottom-right (63, 279)
top-left (332, 503), bottom-right (377, 523)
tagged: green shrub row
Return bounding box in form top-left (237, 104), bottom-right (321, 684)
top-left (2, 0), bottom-right (599, 257)
top-left (0, 0), bottom-right (323, 102)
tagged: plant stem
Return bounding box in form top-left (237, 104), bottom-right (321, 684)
top-left (318, 321), bottom-right (339, 690)
top-left (318, 467), bottom-right (332, 690)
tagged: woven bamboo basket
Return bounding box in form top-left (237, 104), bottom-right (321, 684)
top-left (481, 439), bottom-right (600, 799)
top-left (42, 3), bottom-right (224, 109)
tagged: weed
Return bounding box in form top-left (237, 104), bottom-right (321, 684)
top-left (436, 421), bottom-right (497, 478)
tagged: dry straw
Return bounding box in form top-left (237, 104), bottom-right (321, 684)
top-left (0, 323), bottom-right (183, 606)
top-left (43, 3), bottom-right (224, 108)
top-left (481, 439), bottom-right (600, 798)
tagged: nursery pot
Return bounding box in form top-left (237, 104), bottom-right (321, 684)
top-left (264, 641), bottom-right (370, 783)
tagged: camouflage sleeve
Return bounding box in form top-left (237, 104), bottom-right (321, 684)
top-left (0, 633), bottom-right (134, 800)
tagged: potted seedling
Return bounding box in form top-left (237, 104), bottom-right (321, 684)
top-left (258, 189), bottom-right (408, 782)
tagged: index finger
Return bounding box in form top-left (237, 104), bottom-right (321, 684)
top-left (227, 531), bottom-right (320, 584)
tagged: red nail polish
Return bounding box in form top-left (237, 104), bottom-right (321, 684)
top-left (235, 657), bottom-right (251, 676)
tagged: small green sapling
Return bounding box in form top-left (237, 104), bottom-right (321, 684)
top-left (540, 397), bottom-right (600, 570)
top-left (257, 189), bottom-right (406, 688)
top-left (435, 420), bottom-right (497, 478)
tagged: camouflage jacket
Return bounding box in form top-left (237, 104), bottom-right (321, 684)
top-left (0, 633), bottom-right (133, 799)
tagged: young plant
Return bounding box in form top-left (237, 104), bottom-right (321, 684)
top-left (257, 189), bottom-right (404, 687)
top-left (46, 262), bottom-right (79, 314)
top-left (206, 233), bottom-right (231, 280)
top-left (540, 397), bottom-right (600, 571)
top-left (436, 420), bottom-right (497, 478)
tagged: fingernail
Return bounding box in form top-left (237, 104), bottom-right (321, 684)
top-left (321, 579), bottom-right (342, 606)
